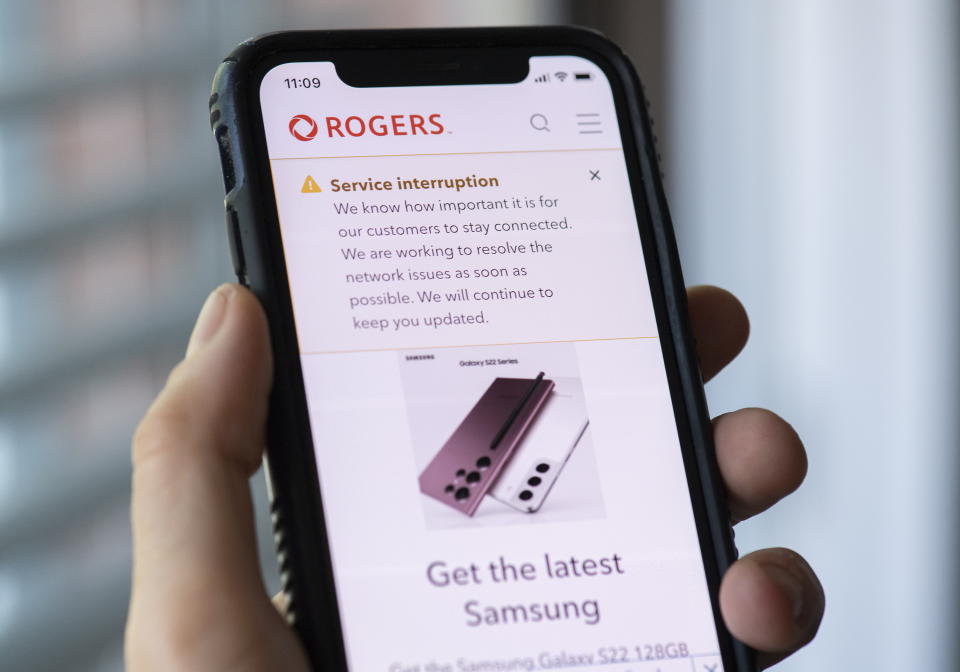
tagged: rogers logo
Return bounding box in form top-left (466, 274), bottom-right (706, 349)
top-left (289, 114), bottom-right (319, 141)
top-left (288, 113), bottom-right (445, 140)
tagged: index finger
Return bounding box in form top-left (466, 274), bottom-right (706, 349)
top-left (686, 285), bottom-right (750, 381)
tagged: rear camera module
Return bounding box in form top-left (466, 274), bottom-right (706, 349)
top-left (444, 484), bottom-right (455, 493)
top-left (456, 468), bottom-right (466, 477)
top-left (535, 463), bottom-right (550, 473)
top-left (476, 456), bottom-right (491, 469)
top-left (527, 476), bottom-right (542, 486)
top-left (455, 487), bottom-right (470, 501)
top-left (466, 471), bottom-right (481, 483)
top-left (518, 490), bottom-right (533, 501)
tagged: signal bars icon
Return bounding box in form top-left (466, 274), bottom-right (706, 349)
top-left (534, 72), bottom-right (571, 83)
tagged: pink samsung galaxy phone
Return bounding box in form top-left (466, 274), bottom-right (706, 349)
top-left (419, 374), bottom-right (554, 515)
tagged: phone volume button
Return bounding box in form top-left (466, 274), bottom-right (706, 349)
top-left (225, 205), bottom-right (247, 283)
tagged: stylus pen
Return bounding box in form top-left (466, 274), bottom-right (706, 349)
top-left (489, 372), bottom-right (546, 451)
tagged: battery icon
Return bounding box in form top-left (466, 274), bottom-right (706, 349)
top-left (574, 72), bottom-right (592, 81)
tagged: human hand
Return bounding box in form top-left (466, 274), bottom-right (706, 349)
top-left (687, 285), bottom-right (824, 668)
top-left (125, 283), bottom-right (822, 671)
top-left (126, 284), bottom-right (309, 671)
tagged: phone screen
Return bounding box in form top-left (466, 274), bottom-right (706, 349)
top-left (258, 55), bottom-right (725, 672)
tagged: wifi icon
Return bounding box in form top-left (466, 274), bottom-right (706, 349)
top-left (554, 71), bottom-right (568, 82)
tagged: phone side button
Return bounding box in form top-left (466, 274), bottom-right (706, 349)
top-left (225, 205), bottom-right (248, 283)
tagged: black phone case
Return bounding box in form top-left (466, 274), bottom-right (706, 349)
top-left (209, 26), bottom-right (754, 672)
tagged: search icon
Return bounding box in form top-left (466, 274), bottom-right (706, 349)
top-left (529, 113), bottom-right (550, 132)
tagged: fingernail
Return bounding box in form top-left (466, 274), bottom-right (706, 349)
top-left (187, 285), bottom-right (234, 357)
top-left (763, 562), bottom-right (805, 623)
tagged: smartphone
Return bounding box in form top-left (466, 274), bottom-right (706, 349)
top-left (419, 374), bottom-right (554, 516)
top-left (489, 377), bottom-right (589, 513)
top-left (210, 27), bottom-right (751, 672)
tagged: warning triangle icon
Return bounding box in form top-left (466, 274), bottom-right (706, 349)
top-left (301, 175), bottom-right (322, 193)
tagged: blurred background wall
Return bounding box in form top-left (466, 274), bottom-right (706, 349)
top-left (0, 1), bottom-right (956, 670)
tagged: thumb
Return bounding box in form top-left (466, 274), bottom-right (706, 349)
top-left (127, 284), bottom-right (279, 665)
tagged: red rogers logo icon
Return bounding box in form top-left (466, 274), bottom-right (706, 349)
top-left (289, 114), bottom-right (319, 141)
